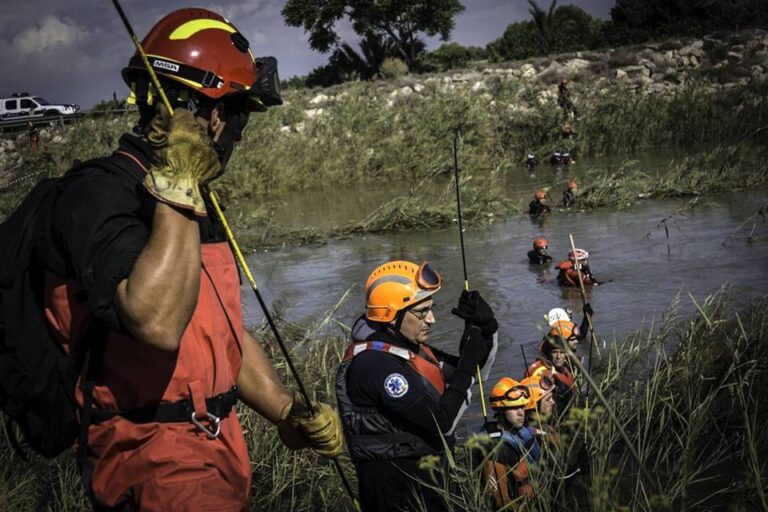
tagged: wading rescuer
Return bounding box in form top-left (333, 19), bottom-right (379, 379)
top-left (525, 307), bottom-right (593, 417)
top-left (479, 377), bottom-right (539, 509)
top-left (27, 9), bottom-right (342, 510)
top-left (529, 190), bottom-right (551, 216)
top-left (556, 248), bottom-right (600, 286)
top-left (562, 181), bottom-right (578, 207)
top-left (528, 237), bottom-right (552, 265)
top-left (337, 261), bottom-right (498, 511)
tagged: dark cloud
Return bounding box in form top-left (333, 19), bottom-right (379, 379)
top-left (4, 0), bottom-right (615, 109)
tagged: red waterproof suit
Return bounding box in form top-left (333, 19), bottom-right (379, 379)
top-left (41, 137), bottom-right (251, 511)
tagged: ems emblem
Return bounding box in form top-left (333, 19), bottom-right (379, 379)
top-left (384, 373), bottom-right (409, 398)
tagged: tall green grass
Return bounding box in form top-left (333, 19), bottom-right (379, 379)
top-left (1, 290), bottom-right (766, 511)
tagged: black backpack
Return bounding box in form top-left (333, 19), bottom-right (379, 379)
top-left (0, 159), bottom-right (118, 458)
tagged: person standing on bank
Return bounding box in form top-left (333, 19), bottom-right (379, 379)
top-left (35, 9), bottom-right (342, 510)
top-left (336, 260), bottom-right (499, 511)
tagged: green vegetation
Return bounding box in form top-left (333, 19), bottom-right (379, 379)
top-left (1, 81), bottom-right (766, 249)
top-left (2, 290), bottom-right (766, 510)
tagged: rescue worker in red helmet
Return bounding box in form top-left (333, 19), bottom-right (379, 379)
top-left (337, 260), bottom-right (498, 511)
top-left (529, 190), bottom-right (552, 216)
top-left (556, 248), bottom-right (600, 287)
top-left (528, 237), bottom-right (553, 265)
top-left (36, 8), bottom-right (341, 510)
top-left (478, 377), bottom-right (539, 509)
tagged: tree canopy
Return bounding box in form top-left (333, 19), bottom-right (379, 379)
top-left (282, 0), bottom-right (465, 71)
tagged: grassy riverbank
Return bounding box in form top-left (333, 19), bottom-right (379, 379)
top-left (2, 80), bottom-right (767, 238)
top-left (1, 290), bottom-right (766, 511)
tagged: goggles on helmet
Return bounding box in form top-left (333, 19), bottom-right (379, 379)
top-left (490, 385), bottom-right (531, 407)
top-left (417, 262), bottom-right (442, 291)
top-left (537, 373), bottom-right (555, 392)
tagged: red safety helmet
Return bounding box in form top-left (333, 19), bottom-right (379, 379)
top-left (122, 8), bottom-right (278, 109)
top-left (533, 238), bottom-right (548, 250)
top-left (535, 190), bottom-right (547, 201)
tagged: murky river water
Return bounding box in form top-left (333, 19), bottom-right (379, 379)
top-left (240, 153), bottom-right (768, 426)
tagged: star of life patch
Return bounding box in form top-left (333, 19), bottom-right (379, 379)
top-left (384, 373), bottom-right (409, 398)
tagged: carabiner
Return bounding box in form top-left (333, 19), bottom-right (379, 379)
top-left (191, 411), bottom-right (221, 440)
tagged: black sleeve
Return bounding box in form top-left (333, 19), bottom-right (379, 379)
top-left (52, 170), bottom-right (151, 330)
top-left (348, 352), bottom-right (471, 434)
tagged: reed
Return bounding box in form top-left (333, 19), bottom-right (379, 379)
top-left (1, 289), bottom-right (766, 511)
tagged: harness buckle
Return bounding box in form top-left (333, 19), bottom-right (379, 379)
top-left (191, 411), bottom-right (221, 439)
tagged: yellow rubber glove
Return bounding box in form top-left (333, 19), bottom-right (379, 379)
top-left (144, 104), bottom-right (221, 216)
top-left (277, 391), bottom-right (344, 458)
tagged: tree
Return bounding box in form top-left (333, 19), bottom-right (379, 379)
top-left (527, 0), bottom-right (558, 55)
top-left (282, 0), bottom-right (466, 72)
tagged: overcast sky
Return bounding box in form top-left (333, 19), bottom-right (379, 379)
top-left (1, 0), bottom-right (614, 109)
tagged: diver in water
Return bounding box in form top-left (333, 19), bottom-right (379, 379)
top-left (526, 153), bottom-right (538, 173)
top-left (562, 181), bottom-right (578, 207)
top-left (528, 238), bottom-right (553, 265)
top-left (529, 190), bottom-right (552, 216)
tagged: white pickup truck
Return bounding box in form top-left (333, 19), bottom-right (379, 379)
top-left (0, 93), bottom-right (79, 120)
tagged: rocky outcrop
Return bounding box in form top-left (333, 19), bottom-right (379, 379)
top-left (292, 29), bottom-right (767, 123)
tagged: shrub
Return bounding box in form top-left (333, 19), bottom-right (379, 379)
top-left (378, 58), bottom-right (408, 79)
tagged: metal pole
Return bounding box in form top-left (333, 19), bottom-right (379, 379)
top-left (452, 132), bottom-right (488, 420)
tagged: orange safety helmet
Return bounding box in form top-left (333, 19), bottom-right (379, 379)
top-left (568, 181), bottom-right (578, 190)
top-left (365, 261), bottom-right (442, 323)
top-left (490, 377), bottom-right (531, 410)
top-left (539, 320), bottom-right (578, 353)
top-left (122, 8), bottom-right (280, 109)
top-left (533, 237), bottom-right (548, 250)
top-left (520, 370), bottom-right (555, 411)
top-left (535, 190), bottom-right (547, 201)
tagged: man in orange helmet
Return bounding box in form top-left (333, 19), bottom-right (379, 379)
top-left (27, 8), bottom-right (341, 510)
top-left (528, 237), bottom-right (553, 265)
top-left (562, 181), bottom-right (578, 207)
top-left (337, 260), bottom-right (498, 511)
top-left (529, 190), bottom-right (552, 216)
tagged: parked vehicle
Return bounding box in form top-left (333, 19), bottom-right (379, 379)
top-left (0, 93), bottom-right (79, 120)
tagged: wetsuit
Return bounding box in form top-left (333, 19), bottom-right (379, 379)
top-left (527, 250), bottom-right (552, 265)
top-left (529, 200), bottom-right (551, 216)
top-left (562, 189), bottom-right (576, 207)
top-left (337, 316), bottom-right (497, 512)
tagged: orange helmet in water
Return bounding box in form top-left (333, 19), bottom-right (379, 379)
top-left (535, 190), bottom-right (547, 201)
top-left (365, 261), bottom-right (442, 323)
top-left (533, 238), bottom-right (548, 250)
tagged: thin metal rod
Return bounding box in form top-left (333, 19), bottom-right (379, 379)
top-left (453, 134), bottom-right (469, 291)
top-left (111, 1), bottom-right (358, 507)
top-left (567, 233), bottom-right (599, 400)
top-left (452, 132), bottom-right (488, 419)
top-left (111, 0), bottom-right (173, 114)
